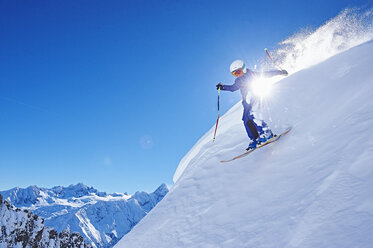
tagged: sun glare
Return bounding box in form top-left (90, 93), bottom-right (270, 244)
top-left (251, 77), bottom-right (273, 98)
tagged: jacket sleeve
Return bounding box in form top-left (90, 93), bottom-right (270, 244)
top-left (252, 70), bottom-right (283, 78)
top-left (221, 81), bottom-right (240, 92)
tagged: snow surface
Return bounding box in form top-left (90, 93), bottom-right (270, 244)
top-left (115, 9), bottom-right (373, 248)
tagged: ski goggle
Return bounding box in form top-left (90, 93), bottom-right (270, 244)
top-left (232, 68), bottom-right (244, 77)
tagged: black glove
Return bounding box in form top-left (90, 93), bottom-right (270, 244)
top-left (216, 83), bottom-right (223, 90)
top-left (281, 69), bottom-right (288, 76)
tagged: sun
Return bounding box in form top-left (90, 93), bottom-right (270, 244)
top-left (251, 77), bottom-right (273, 98)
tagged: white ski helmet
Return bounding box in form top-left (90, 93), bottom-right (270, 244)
top-left (230, 59), bottom-right (247, 74)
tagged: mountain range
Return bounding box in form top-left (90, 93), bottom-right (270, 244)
top-left (0, 183), bottom-right (168, 248)
top-left (0, 193), bottom-right (91, 247)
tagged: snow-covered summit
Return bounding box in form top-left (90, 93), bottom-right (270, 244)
top-left (51, 183), bottom-right (107, 198)
top-left (115, 9), bottom-right (373, 248)
top-left (1, 183), bottom-right (110, 208)
top-left (1, 183), bottom-right (168, 248)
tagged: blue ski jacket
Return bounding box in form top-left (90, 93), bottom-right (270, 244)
top-left (220, 69), bottom-right (283, 102)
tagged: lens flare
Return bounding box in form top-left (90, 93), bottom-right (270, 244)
top-left (251, 77), bottom-right (273, 98)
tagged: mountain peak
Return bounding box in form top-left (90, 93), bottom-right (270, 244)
top-left (153, 183), bottom-right (168, 197)
top-left (51, 183), bottom-right (103, 198)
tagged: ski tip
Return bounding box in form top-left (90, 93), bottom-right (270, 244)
top-left (220, 160), bottom-right (231, 163)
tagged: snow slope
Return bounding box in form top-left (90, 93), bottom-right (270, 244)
top-left (0, 183), bottom-right (168, 248)
top-left (115, 9), bottom-right (373, 248)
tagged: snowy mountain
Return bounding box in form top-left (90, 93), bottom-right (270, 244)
top-left (0, 194), bottom-right (90, 248)
top-left (0, 183), bottom-right (168, 248)
top-left (115, 9), bottom-right (373, 248)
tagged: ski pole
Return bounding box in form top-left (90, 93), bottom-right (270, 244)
top-left (213, 87), bottom-right (220, 142)
top-left (264, 48), bottom-right (283, 70)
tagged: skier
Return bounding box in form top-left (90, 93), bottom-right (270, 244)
top-left (216, 59), bottom-right (288, 150)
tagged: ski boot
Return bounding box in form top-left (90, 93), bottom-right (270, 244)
top-left (257, 130), bottom-right (276, 145)
top-left (246, 139), bottom-right (258, 151)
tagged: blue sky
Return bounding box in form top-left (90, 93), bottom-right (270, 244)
top-left (0, 0), bottom-right (369, 193)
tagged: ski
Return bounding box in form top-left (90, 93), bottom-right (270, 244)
top-left (220, 127), bottom-right (292, 163)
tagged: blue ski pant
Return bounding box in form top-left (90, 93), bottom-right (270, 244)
top-left (242, 100), bottom-right (269, 140)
